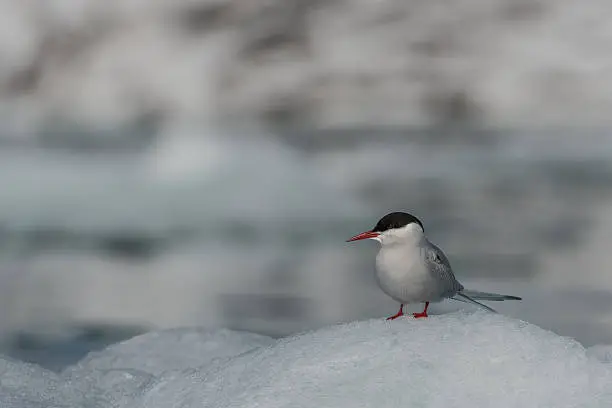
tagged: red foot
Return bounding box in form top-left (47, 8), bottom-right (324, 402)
top-left (412, 302), bottom-right (429, 319)
top-left (386, 304), bottom-right (404, 320)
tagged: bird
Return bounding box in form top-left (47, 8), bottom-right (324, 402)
top-left (346, 211), bottom-right (521, 320)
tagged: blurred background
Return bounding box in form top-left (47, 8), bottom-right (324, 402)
top-left (1, 0), bottom-right (612, 371)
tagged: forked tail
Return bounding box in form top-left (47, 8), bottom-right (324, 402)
top-left (459, 290), bottom-right (521, 302)
top-left (452, 290), bottom-right (521, 313)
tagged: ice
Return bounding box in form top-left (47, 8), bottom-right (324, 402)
top-left (62, 367), bottom-right (154, 408)
top-left (59, 328), bottom-right (275, 407)
top-left (0, 355), bottom-right (70, 408)
top-left (2, 314), bottom-right (612, 407)
top-left (126, 312), bottom-right (612, 408)
top-left (63, 327), bottom-right (275, 376)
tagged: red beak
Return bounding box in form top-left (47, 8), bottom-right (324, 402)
top-left (346, 231), bottom-right (380, 242)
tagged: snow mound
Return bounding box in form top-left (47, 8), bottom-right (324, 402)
top-left (3, 315), bottom-right (612, 407)
top-left (60, 328), bottom-right (275, 407)
top-left (64, 327), bottom-right (275, 376)
top-left (128, 312), bottom-right (612, 408)
top-left (0, 355), bottom-right (68, 408)
top-left (61, 367), bottom-right (155, 408)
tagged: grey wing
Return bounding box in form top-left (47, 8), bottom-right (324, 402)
top-left (424, 241), bottom-right (464, 297)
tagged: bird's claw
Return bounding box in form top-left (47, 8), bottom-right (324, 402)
top-left (412, 312), bottom-right (428, 319)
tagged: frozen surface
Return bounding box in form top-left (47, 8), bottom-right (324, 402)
top-left (2, 315), bottom-right (612, 407)
top-left (62, 367), bottom-right (153, 408)
top-left (60, 328), bottom-right (275, 407)
top-left (0, 355), bottom-right (69, 408)
top-left (63, 327), bottom-right (275, 376)
top-left (127, 312), bottom-right (612, 408)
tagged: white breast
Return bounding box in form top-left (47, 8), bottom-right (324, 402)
top-left (375, 245), bottom-right (440, 304)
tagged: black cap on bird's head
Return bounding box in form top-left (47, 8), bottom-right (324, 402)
top-left (346, 212), bottom-right (424, 242)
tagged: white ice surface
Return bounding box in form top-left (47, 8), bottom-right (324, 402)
top-left (0, 355), bottom-right (69, 408)
top-left (63, 327), bottom-right (275, 376)
top-left (125, 312), bottom-right (612, 408)
top-left (3, 314), bottom-right (612, 407)
top-left (60, 328), bottom-right (275, 407)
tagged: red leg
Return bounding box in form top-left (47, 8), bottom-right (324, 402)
top-left (386, 304), bottom-right (404, 320)
top-left (413, 302), bottom-right (429, 319)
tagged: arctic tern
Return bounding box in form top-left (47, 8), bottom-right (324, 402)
top-left (347, 212), bottom-right (521, 319)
